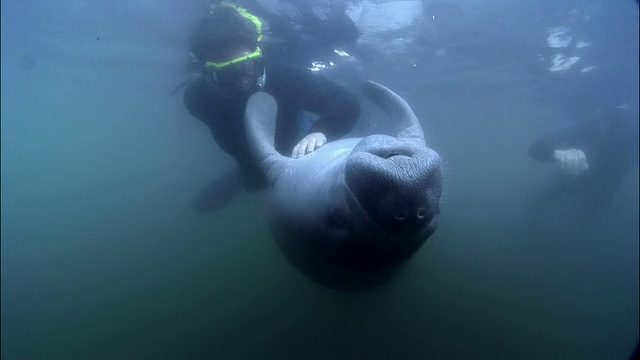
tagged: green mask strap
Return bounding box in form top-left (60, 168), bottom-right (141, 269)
top-left (211, 1), bottom-right (263, 42)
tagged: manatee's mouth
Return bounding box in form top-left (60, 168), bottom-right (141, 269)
top-left (344, 175), bottom-right (380, 231)
top-left (343, 175), bottom-right (435, 241)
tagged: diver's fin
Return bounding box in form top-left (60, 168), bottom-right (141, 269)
top-left (191, 168), bottom-right (241, 214)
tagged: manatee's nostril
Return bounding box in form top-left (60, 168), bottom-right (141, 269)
top-left (382, 152), bottom-right (401, 159)
top-left (416, 208), bottom-right (427, 219)
top-left (367, 147), bottom-right (413, 159)
top-left (394, 210), bottom-right (408, 221)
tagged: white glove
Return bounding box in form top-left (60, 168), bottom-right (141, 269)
top-left (553, 149), bottom-right (589, 175)
top-left (292, 132), bottom-right (327, 158)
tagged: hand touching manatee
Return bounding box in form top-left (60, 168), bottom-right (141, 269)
top-left (292, 132), bottom-right (327, 158)
top-left (554, 149), bottom-right (589, 175)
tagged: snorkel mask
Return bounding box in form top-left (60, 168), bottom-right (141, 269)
top-left (204, 2), bottom-right (266, 93)
top-left (203, 47), bottom-right (266, 92)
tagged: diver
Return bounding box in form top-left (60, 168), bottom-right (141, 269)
top-left (528, 105), bottom-right (639, 209)
top-left (171, 0), bottom-right (363, 95)
top-left (262, 0), bottom-right (361, 69)
top-left (183, 2), bottom-right (361, 214)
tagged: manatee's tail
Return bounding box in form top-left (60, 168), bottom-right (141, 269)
top-left (244, 92), bottom-right (290, 184)
top-left (361, 81), bottom-right (425, 146)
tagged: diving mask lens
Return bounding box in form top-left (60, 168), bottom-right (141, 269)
top-left (204, 48), bottom-right (264, 90)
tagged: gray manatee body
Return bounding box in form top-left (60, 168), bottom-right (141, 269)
top-left (245, 81), bottom-right (443, 291)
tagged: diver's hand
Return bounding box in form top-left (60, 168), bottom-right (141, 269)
top-left (292, 132), bottom-right (327, 158)
top-left (554, 149), bottom-right (589, 175)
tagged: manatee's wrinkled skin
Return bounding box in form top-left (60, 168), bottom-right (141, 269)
top-left (245, 81), bottom-right (443, 291)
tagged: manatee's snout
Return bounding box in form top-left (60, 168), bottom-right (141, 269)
top-left (345, 135), bottom-right (443, 238)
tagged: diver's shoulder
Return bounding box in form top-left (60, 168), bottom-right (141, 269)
top-left (183, 75), bottom-right (220, 118)
top-left (265, 62), bottom-right (308, 79)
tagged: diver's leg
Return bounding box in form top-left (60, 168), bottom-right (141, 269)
top-left (191, 167), bottom-right (241, 214)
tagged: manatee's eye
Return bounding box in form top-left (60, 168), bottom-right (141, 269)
top-left (416, 207), bottom-right (427, 219)
top-left (325, 208), bottom-right (353, 241)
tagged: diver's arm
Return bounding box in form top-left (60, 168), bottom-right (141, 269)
top-left (183, 77), bottom-right (245, 158)
top-left (296, 74), bottom-right (361, 141)
top-left (528, 124), bottom-right (592, 175)
top-left (528, 125), bottom-right (585, 162)
top-left (528, 133), bottom-right (562, 162)
top-left (289, 72), bottom-right (360, 158)
top-left (323, 13), bottom-right (359, 48)
top-left (183, 76), bottom-right (215, 125)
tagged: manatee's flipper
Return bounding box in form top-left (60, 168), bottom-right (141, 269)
top-left (245, 92), bottom-right (291, 184)
top-left (191, 167), bottom-right (241, 214)
top-left (361, 81), bottom-right (425, 145)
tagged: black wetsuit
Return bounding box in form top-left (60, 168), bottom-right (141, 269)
top-left (265, 7), bottom-right (359, 68)
top-left (528, 109), bottom-right (639, 205)
top-left (183, 63), bottom-right (361, 191)
top-left (238, 0), bottom-right (360, 69)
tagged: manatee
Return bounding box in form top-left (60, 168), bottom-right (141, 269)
top-left (245, 81), bottom-right (443, 291)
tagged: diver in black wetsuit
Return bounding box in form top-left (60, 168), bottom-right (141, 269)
top-left (263, 0), bottom-right (361, 68)
top-left (183, 4), bottom-right (361, 213)
top-left (528, 105), bottom-right (639, 208)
